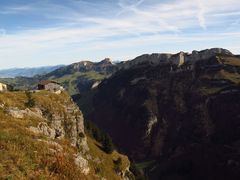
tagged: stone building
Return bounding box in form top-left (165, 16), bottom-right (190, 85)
top-left (0, 82), bottom-right (8, 92)
top-left (38, 80), bottom-right (64, 92)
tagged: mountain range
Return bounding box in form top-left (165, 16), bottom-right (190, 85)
top-left (1, 48), bottom-right (240, 179)
top-left (89, 48), bottom-right (240, 180)
top-left (0, 65), bottom-right (64, 78)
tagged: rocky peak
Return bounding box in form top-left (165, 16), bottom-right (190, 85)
top-left (119, 53), bottom-right (172, 69)
top-left (119, 48), bottom-right (233, 69)
top-left (195, 48), bottom-right (232, 56)
top-left (170, 48), bottom-right (233, 66)
top-left (73, 61), bottom-right (93, 70)
top-left (97, 58), bottom-right (113, 65)
top-left (187, 48), bottom-right (233, 62)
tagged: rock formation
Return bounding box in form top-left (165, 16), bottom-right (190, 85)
top-left (119, 48), bottom-right (233, 69)
top-left (0, 91), bottom-right (132, 179)
top-left (6, 97), bottom-right (89, 152)
top-left (90, 50), bottom-right (240, 180)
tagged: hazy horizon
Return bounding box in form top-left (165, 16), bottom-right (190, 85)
top-left (0, 47), bottom-right (239, 70)
top-left (0, 0), bottom-right (240, 68)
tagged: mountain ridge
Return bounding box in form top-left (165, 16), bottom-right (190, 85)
top-left (0, 47), bottom-right (239, 179)
top-left (88, 51), bottom-right (240, 180)
top-left (118, 48), bottom-right (233, 69)
top-left (0, 65), bottom-right (65, 78)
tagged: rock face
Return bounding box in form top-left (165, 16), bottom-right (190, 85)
top-left (29, 123), bottom-right (57, 139)
top-left (6, 92), bottom-right (90, 174)
top-left (7, 99), bottom-right (89, 152)
top-left (45, 100), bottom-right (88, 152)
top-left (119, 48), bottom-right (232, 69)
top-left (89, 52), bottom-right (240, 180)
top-left (0, 91), bottom-right (133, 179)
top-left (7, 107), bottom-right (43, 119)
top-left (74, 153), bottom-right (90, 175)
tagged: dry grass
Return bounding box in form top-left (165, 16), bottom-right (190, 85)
top-left (87, 137), bottom-right (130, 180)
top-left (0, 109), bottom-right (87, 179)
top-left (0, 91), bottom-right (130, 180)
top-left (219, 55), bottom-right (240, 66)
top-left (219, 70), bottom-right (240, 84)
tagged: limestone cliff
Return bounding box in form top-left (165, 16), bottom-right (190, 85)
top-left (90, 52), bottom-right (240, 180)
top-left (0, 91), bottom-right (131, 180)
top-left (119, 48), bottom-right (232, 69)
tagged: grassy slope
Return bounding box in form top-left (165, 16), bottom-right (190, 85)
top-left (0, 77), bottom-right (39, 90)
top-left (219, 55), bottom-right (240, 66)
top-left (49, 71), bottom-right (108, 96)
top-left (49, 71), bottom-right (109, 115)
top-left (87, 137), bottom-right (130, 180)
top-left (199, 55), bottom-right (240, 95)
top-left (0, 71), bottom-right (108, 95)
top-left (0, 70), bottom-right (109, 116)
top-left (0, 91), bottom-right (130, 180)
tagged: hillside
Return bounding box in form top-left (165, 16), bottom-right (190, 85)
top-left (0, 91), bottom-right (132, 180)
top-left (0, 58), bottom-right (118, 116)
top-left (1, 48), bottom-right (240, 179)
top-left (0, 65), bottom-right (64, 78)
top-left (89, 50), bottom-right (240, 179)
top-left (0, 76), bottom-right (39, 90)
top-left (43, 58), bottom-right (117, 95)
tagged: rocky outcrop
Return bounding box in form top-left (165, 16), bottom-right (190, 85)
top-left (63, 102), bottom-right (89, 151)
top-left (0, 91), bottom-right (133, 179)
top-left (7, 101), bottom-right (88, 152)
top-left (119, 48), bottom-right (232, 69)
top-left (29, 123), bottom-right (57, 139)
top-left (90, 53), bottom-right (240, 180)
top-left (5, 93), bottom-right (90, 175)
top-left (91, 81), bottom-right (101, 89)
top-left (97, 58), bottom-right (113, 65)
top-left (74, 153), bottom-right (90, 175)
top-left (7, 107), bottom-right (43, 119)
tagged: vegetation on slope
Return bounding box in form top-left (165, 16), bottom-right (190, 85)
top-left (0, 77), bottom-right (39, 90)
top-left (0, 62), bottom-right (112, 117)
top-left (0, 96), bottom-right (85, 179)
top-left (48, 71), bottom-right (108, 96)
top-left (89, 54), bottom-right (240, 180)
top-left (0, 91), bottom-right (131, 180)
top-left (87, 137), bottom-right (131, 180)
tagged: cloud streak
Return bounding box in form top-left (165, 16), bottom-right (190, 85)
top-left (0, 0), bottom-right (239, 68)
top-left (196, 0), bottom-right (206, 29)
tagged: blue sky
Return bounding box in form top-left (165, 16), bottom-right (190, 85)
top-left (0, 0), bottom-right (240, 68)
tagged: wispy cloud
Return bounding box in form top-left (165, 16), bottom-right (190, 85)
top-left (0, 0), bottom-right (239, 68)
top-left (196, 0), bottom-right (206, 29)
top-left (117, 0), bottom-right (145, 15)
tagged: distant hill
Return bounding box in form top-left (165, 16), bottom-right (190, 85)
top-left (43, 58), bottom-right (117, 94)
top-left (0, 58), bottom-right (117, 93)
top-left (0, 58), bottom-right (117, 114)
top-left (1, 49), bottom-right (240, 179)
top-left (0, 65), bottom-right (65, 78)
top-left (41, 58), bottom-right (118, 114)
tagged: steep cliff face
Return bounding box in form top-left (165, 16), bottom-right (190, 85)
top-left (0, 91), bottom-right (131, 180)
top-left (118, 48), bottom-right (232, 69)
top-left (90, 53), bottom-right (240, 179)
